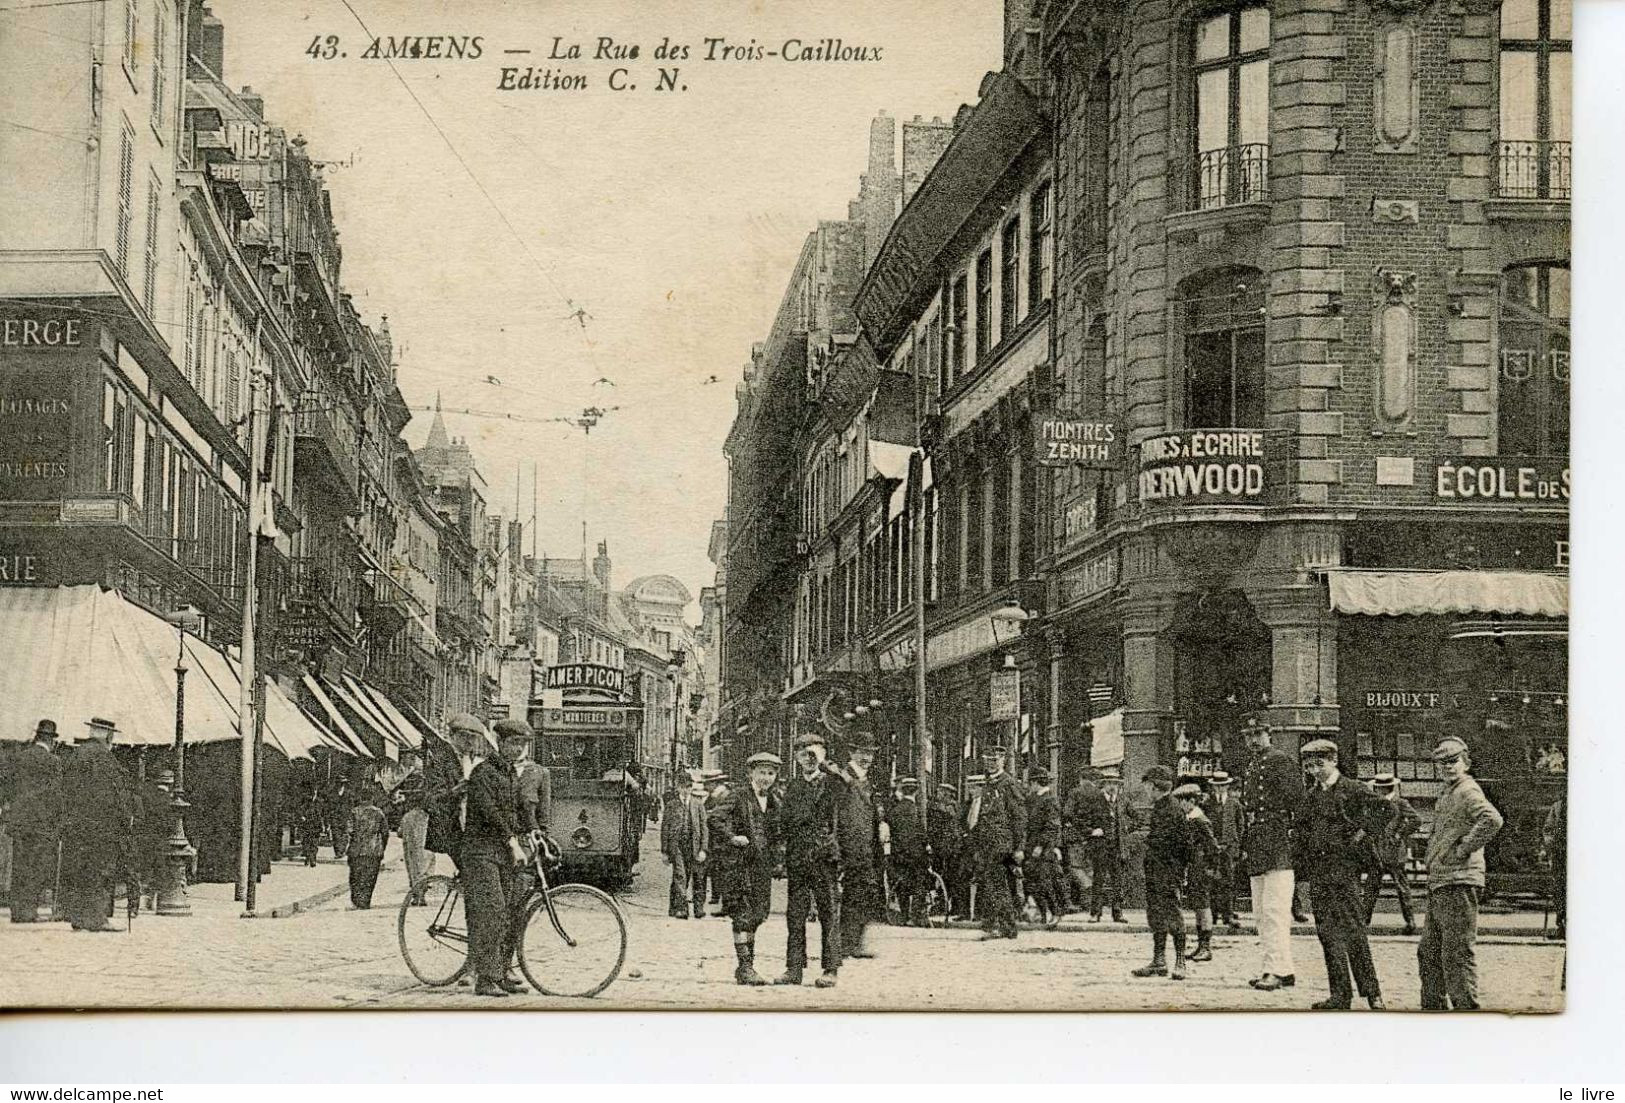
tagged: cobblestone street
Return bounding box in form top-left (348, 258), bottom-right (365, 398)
top-left (0, 832), bottom-right (1566, 1013)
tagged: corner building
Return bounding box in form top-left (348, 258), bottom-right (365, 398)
top-left (1038, 0), bottom-right (1568, 884)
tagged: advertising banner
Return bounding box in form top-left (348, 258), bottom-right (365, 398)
top-left (1138, 429), bottom-right (1268, 504)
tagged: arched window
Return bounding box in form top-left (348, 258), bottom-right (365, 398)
top-left (1180, 268), bottom-right (1266, 428)
top-left (1191, 2), bottom-right (1271, 209)
top-left (1498, 263), bottom-right (1569, 457)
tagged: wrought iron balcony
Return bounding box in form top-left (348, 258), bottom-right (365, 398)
top-left (1189, 143), bottom-right (1270, 211)
top-left (293, 405), bottom-right (361, 515)
top-left (1496, 140), bottom-right (1571, 201)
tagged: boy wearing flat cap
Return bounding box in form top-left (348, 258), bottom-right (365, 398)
top-left (1417, 736), bottom-right (1503, 1010)
top-left (1178, 782), bottom-right (1221, 962)
top-left (1133, 765), bottom-right (1190, 979)
top-left (1363, 773), bottom-right (1421, 933)
top-left (1296, 738), bottom-right (1393, 1009)
top-left (967, 745), bottom-right (1026, 940)
top-left (720, 751), bottom-right (782, 985)
top-left (1023, 767), bottom-right (1065, 929)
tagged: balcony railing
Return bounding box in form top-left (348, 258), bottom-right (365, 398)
top-left (1496, 140), bottom-right (1571, 201)
top-left (1190, 143), bottom-right (1270, 211)
top-left (294, 405), bottom-right (361, 514)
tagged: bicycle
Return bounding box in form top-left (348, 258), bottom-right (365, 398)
top-left (397, 834), bottom-right (628, 998)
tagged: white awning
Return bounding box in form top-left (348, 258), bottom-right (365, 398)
top-left (1089, 708), bottom-right (1124, 768)
top-left (301, 674), bottom-right (373, 758)
top-left (353, 680), bottom-right (428, 750)
top-left (1326, 570), bottom-right (1568, 618)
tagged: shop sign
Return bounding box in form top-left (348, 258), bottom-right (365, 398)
top-left (1, 316), bottom-right (86, 348)
top-left (544, 663), bottom-right (625, 695)
top-left (1059, 490), bottom-right (1098, 548)
top-left (1138, 429), bottom-right (1268, 504)
top-left (1434, 458), bottom-right (1569, 503)
top-left (542, 707), bottom-right (630, 730)
top-left (990, 669), bottom-right (1020, 721)
top-left (0, 369), bottom-right (73, 501)
top-left (1057, 549), bottom-right (1119, 609)
top-left (0, 551), bottom-right (45, 585)
top-left (1362, 689), bottom-right (1447, 710)
top-left (1034, 413), bottom-right (1119, 468)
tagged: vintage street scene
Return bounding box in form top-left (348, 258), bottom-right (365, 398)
top-left (0, 0), bottom-right (1569, 1014)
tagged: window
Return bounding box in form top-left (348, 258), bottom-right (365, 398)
top-left (975, 249), bottom-right (993, 364)
top-left (948, 274), bottom-right (968, 389)
top-left (142, 174), bottom-right (160, 315)
top-left (1028, 181), bottom-right (1053, 313)
top-left (116, 123), bottom-right (135, 277)
top-left (150, 3), bottom-right (168, 135)
top-left (964, 472), bottom-right (985, 592)
top-left (992, 454), bottom-right (1013, 586)
top-left (123, 0), bottom-right (138, 74)
top-left (1498, 263), bottom-right (1569, 457)
top-left (1181, 269), bottom-right (1265, 427)
top-left (183, 284), bottom-right (195, 383)
top-left (1499, 0), bottom-right (1571, 199)
top-left (1000, 219), bottom-right (1020, 341)
top-left (1192, 3), bottom-right (1270, 209)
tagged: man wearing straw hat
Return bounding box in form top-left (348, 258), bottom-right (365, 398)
top-left (58, 718), bottom-right (135, 932)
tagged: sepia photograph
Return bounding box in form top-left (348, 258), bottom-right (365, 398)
top-left (0, 0), bottom-right (1573, 1018)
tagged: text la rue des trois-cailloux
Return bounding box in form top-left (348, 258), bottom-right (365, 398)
top-left (300, 33), bottom-right (885, 94)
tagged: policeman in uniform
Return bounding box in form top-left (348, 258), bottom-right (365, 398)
top-left (1241, 720), bottom-right (1305, 991)
top-left (1206, 772), bottom-right (1245, 929)
top-left (1023, 766), bottom-right (1065, 928)
top-left (5, 720), bottom-right (62, 923)
top-left (775, 731), bottom-right (842, 987)
top-left (1363, 772), bottom-right (1421, 933)
top-left (967, 745), bottom-right (1026, 940)
top-left (1296, 738), bottom-right (1391, 1009)
top-left (58, 718), bottom-right (135, 932)
top-left (721, 751), bottom-right (782, 985)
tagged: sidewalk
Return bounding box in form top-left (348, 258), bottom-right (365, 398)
top-left (945, 907), bottom-right (1560, 941)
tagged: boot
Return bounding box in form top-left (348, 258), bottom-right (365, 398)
top-left (814, 969), bottom-right (838, 988)
top-left (774, 967), bottom-right (804, 986)
top-left (1189, 930), bottom-right (1213, 963)
top-left (734, 939), bottom-right (767, 986)
top-left (1112, 909), bottom-right (1127, 923)
top-left (1170, 951), bottom-right (1188, 980)
top-left (1131, 956), bottom-right (1167, 977)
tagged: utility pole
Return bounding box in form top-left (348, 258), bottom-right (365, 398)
top-left (909, 331), bottom-right (930, 836)
top-left (236, 361), bottom-right (268, 904)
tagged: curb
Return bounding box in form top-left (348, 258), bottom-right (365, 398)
top-left (251, 859), bottom-right (404, 919)
top-left (940, 918), bottom-right (1562, 942)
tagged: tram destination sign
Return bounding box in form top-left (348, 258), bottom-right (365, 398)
top-left (1034, 412), bottom-right (1119, 469)
top-left (541, 707), bottom-right (631, 730)
top-left (1138, 429), bottom-right (1268, 505)
top-left (544, 662), bottom-right (626, 696)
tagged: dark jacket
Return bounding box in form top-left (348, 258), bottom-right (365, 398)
top-left (463, 757), bottom-right (519, 848)
top-left (1026, 789), bottom-right (1063, 853)
top-left (1061, 780), bottom-right (1102, 846)
top-left (927, 798), bottom-right (963, 863)
top-left (347, 803), bottom-right (390, 859)
top-left (1186, 806), bottom-right (1220, 880)
top-left (779, 772), bottom-right (841, 873)
top-left (704, 786), bottom-right (739, 869)
top-left (1208, 791), bottom-right (1245, 856)
top-left (723, 784), bottom-right (780, 875)
top-left (3, 742), bottom-right (62, 835)
top-left (423, 738), bottom-right (468, 856)
top-left (888, 796), bottom-right (927, 867)
top-left (1294, 773), bottom-right (1394, 882)
top-left (1077, 787), bottom-right (1133, 855)
top-left (1373, 794), bottom-right (1422, 867)
top-left (58, 740), bottom-right (135, 877)
top-left (1241, 746), bottom-right (1304, 875)
top-left (1143, 793), bottom-right (1191, 877)
top-left (967, 772), bottom-right (1027, 858)
top-left (833, 769), bottom-right (882, 870)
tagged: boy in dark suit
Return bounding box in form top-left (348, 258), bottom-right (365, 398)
top-left (1132, 767), bottom-right (1191, 980)
top-left (722, 751), bottom-right (782, 985)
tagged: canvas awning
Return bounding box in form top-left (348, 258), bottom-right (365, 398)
top-left (329, 675), bottom-right (409, 758)
top-left (0, 584), bottom-right (332, 760)
top-left (301, 674), bottom-right (373, 758)
top-left (1088, 708), bottom-right (1124, 768)
top-left (1325, 570), bottom-right (1568, 618)
top-left (349, 677), bottom-right (427, 750)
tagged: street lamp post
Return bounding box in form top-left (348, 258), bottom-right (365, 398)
top-left (667, 647), bottom-right (687, 783)
top-left (158, 605), bottom-right (204, 916)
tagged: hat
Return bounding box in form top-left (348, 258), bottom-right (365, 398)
top-left (1431, 737), bottom-right (1469, 762)
top-left (84, 717), bottom-right (118, 740)
top-left (848, 731), bottom-right (878, 753)
top-left (746, 751), bottom-right (782, 768)
top-left (701, 769), bottom-right (730, 784)
top-left (33, 719), bottom-right (57, 740)
top-left (492, 718), bottom-right (534, 742)
top-left (1372, 773), bottom-right (1400, 789)
top-left (793, 731), bottom-right (827, 750)
top-left (1028, 766), bottom-right (1051, 784)
top-left (1171, 783), bottom-right (1203, 799)
top-left (447, 712), bottom-right (485, 734)
top-left (1141, 764), bottom-right (1174, 786)
top-left (897, 777), bottom-right (920, 791)
top-left (1098, 768), bottom-right (1123, 784)
top-left (982, 744), bottom-right (1009, 757)
top-left (1300, 738), bottom-right (1339, 759)
top-left (1208, 771), bottom-right (1233, 786)
top-left (936, 782), bottom-right (959, 796)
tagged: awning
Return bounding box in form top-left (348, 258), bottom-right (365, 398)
top-left (1325, 570), bottom-right (1568, 618)
top-left (354, 680), bottom-right (429, 750)
top-left (301, 674), bottom-right (374, 758)
top-left (0, 584), bottom-right (333, 760)
top-left (1088, 708), bottom-right (1124, 768)
top-left (328, 677), bottom-right (405, 760)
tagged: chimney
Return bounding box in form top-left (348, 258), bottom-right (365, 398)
top-left (593, 541), bottom-right (612, 589)
top-left (198, 5), bottom-right (225, 79)
top-left (238, 85), bottom-right (265, 120)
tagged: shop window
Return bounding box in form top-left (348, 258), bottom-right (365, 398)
top-left (1000, 218), bottom-right (1020, 341)
top-left (1028, 181), bottom-right (1053, 313)
top-left (1180, 268), bottom-right (1266, 427)
top-left (1498, 0), bottom-right (1571, 199)
top-left (1357, 730), bottom-right (1440, 783)
top-left (975, 249), bottom-right (993, 365)
top-left (1191, 3), bottom-right (1270, 209)
top-left (1498, 263), bottom-right (1569, 457)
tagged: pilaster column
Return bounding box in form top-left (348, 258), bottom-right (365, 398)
top-left (1249, 587), bottom-right (1341, 748)
top-left (1119, 588), bottom-right (1179, 783)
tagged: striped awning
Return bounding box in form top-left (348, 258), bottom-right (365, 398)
top-left (1325, 570), bottom-right (1568, 618)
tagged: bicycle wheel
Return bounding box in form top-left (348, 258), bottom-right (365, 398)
top-left (926, 870), bottom-right (952, 929)
top-left (517, 883), bottom-right (628, 998)
top-left (397, 874), bottom-right (470, 987)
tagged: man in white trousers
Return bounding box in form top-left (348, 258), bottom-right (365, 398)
top-left (1239, 720), bottom-right (1305, 991)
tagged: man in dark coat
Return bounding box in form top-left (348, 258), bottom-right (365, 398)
top-left (775, 733), bottom-right (842, 986)
top-left (660, 773), bottom-right (709, 919)
top-left (1241, 721), bottom-right (1305, 991)
top-left (721, 751), bottom-right (782, 985)
top-left (1078, 769), bottom-right (1132, 922)
top-left (460, 722), bottom-right (528, 997)
top-left (57, 718), bottom-right (135, 932)
top-left (1363, 772), bottom-right (1421, 933)
top-left (1023, 766), bottom-right (1065, 928)
top-left (422, 713), bottom-right (492, 876)
top-left (702, 769), bottom-right (737, 916)
top-left (1206, 772), bottom-right (1245, 929)
top-left (1060, 768), bottom-right (1103, 912)
top-left (1297, 739), bottom-right (1392, 1009)
top-left (1132, 768), bottom-right (1192, 980)
top-left (928, 783), bottom-right (966, 918)
top-left (5, 720), bottom-right (63, 923)
top-left (967, 745), bottom-right (1026, 940)
top-left (831, 733), bottom-right (884, 959)
top-left (887, 777), bottom-right (929, 927)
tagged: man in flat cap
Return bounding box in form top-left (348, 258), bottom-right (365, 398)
top-left (1132, 766), bottom-right (1190, 979)
top-left (887, 776), bottom-right (929, 928)
top-left (5, 720), bottom-right (62, 923)
top-left (720, 751), bottom-right (782, 985)
top-left (58, 718), bottom-right (135, 932)
top-left (422, 712), bottom-right (492, 876)
top-left (968, 745), bottom-right (1027, 940)
top-left (1418, 736), bottom-right (1503, 1010)
top-left (461, 720), bottom-right (531, 996)
top-left (1296, 739), bottom-right (1392, 1009)
top-left (1023, 766), bottom-right (1065, 928)
top-left (1060, 767), bottom-right (1102, 914)
top-left (1206, 772), bottom-right (1245, 930)
top-left (1363, 773), bottom-right (1421, 933)
top-left (1240, 720), bottom-right (1305, 991)
top-left (775, 731), bottom-right (842, 987)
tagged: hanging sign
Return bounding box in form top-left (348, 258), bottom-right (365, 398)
top-left (1034, 412), bottom-right (1119, 468)
top-left (544, 663), bottom-right (625, 695)
top-left (990, 668), bottom-right (1020, 721)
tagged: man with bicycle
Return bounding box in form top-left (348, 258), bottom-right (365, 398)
top-left (461, 720), bottom-right (532, 997)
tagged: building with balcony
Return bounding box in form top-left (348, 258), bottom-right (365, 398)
top-left (1032, 0), bottom-right (1568, 869)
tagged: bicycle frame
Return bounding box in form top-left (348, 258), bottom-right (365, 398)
top-left (527, 840), bottom-right (582, 948)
